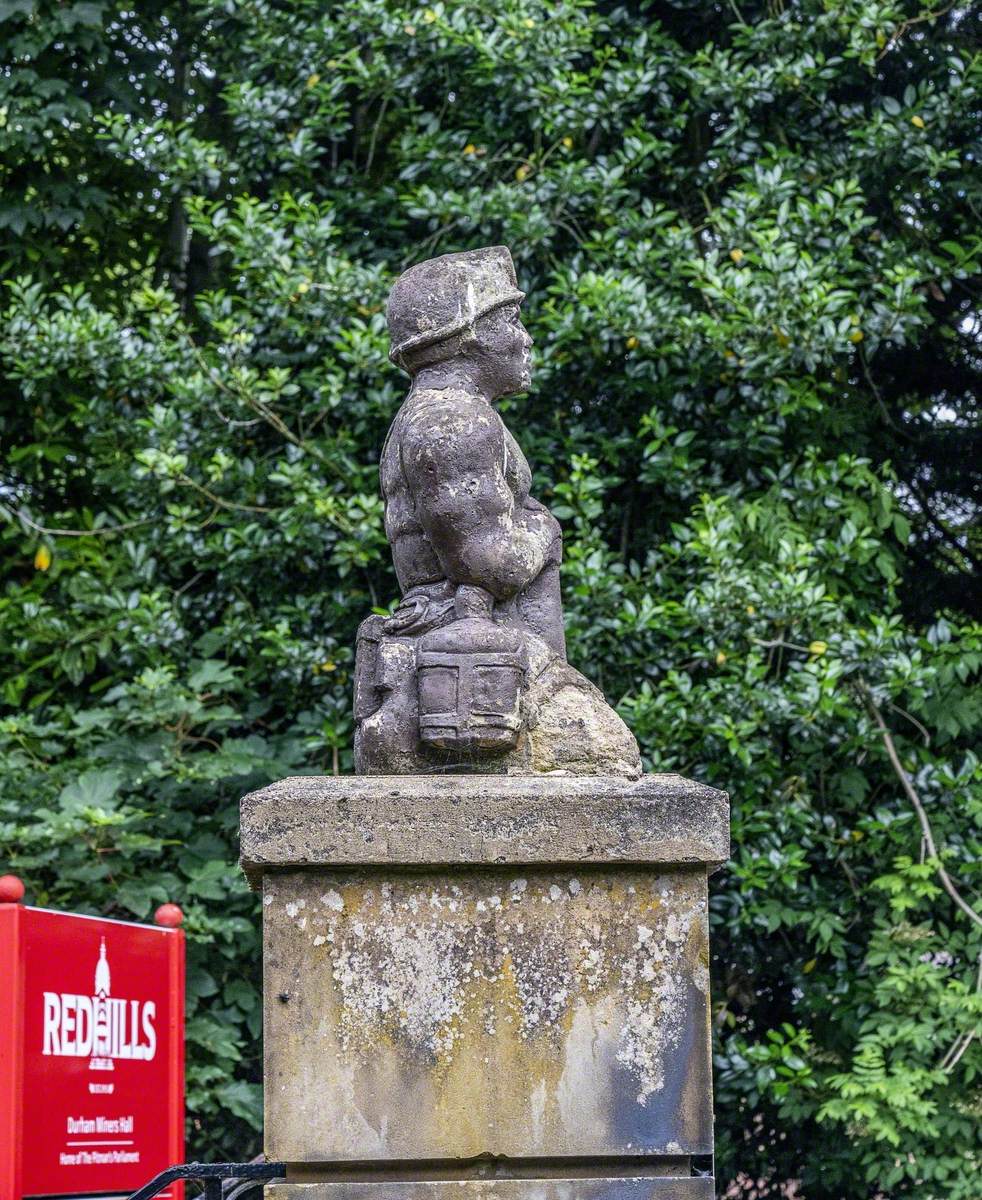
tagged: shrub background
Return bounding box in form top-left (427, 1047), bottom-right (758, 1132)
top-left (1, 1), bottom-right (980, 1195)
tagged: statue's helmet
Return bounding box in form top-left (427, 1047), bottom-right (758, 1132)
top-left (387, 246), bottom-right (525, 369)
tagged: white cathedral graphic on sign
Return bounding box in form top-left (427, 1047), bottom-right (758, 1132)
top-left (90, 938), bottom-right (113, 1071)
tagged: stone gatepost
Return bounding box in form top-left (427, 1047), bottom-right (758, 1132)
top-left (240, 773), bottom-right (729, 1200)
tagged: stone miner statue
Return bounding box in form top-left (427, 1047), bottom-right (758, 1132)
top-left (354, 246), bottom-right (640, 777)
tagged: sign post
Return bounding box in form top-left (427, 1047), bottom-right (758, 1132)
top-left (0, 878), bottom-right (184, 1200)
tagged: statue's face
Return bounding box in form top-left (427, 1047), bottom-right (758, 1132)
top-left (474, 303), bottom-right (533, 397)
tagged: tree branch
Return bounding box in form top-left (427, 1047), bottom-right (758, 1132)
top-left (176, 474), bottom-right (274, 514)
top-left (860, 680), bottom-right (982, 931)
top-left (877, 1), bottom-right (960, 61)
top-left (5, 506), bottom-right (153, 538)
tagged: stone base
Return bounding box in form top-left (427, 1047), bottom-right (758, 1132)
top-left (240, 774), bottom-right (728, 886)
top-left (241, 775), bottom-right (728, 1185)
top-left (267, 1180), bottom-right (713, 1200)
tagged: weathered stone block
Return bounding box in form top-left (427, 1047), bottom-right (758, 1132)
top-left (242, 774), bottom-right (728, 1179)
top-left (264, 865), bottom-right (711, 1161)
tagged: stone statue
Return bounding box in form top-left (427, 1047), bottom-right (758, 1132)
top-left (354, 246), bottom-right (640, 777)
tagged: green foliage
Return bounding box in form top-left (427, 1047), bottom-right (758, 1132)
top-left (1, 0), bottom-right (980, 1193)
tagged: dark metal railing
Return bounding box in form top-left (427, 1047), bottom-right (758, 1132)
top-left (127, 1161), bottom-right (286, 1200)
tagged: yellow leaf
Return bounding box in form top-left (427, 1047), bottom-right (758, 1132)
top-left (319, 661), bottom-right (337, 673)
top-left (523, 17), bottom-right (535, 28)
top-left (849, 329), bottom-right (864, 344)
top-left (746, 604), bottom-right (755, 615)
top-left (463, 143), bottom-right (477, 155)
top-left (561, 136), bottom-right (573, 149)
top-left (34, 545), bottom-right (52, 571)
top-left (715, 651), bottom-right (727, 665)
top-left (729, 248), bottom-right (744, 263)
top-left (808, 640), bottom-right (828, 656)
top-left (911, 114), bottom-right (925, 129)
top-left (306, 73), bottom-right (320, 88)
top-left (515, 164), bottom-right (530, 182)
top-left (803, 958), bottom-right (817, 974)
top-left (422, 8), bottom-right (437, 22)
top-left (625, 335), bottom-right (639, 351)
top-left (297, 280), bottom-right (310, 294)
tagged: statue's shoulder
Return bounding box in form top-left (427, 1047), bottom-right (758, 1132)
top-left (397, 388), bottom-right (501, 450)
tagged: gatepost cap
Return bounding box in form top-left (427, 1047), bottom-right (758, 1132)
top-left (0, 874), bottom-right (25, 903)
top-left (154, 902), bottom-right (184, 927)
top-left (387, 245), bottom-right (525, 369)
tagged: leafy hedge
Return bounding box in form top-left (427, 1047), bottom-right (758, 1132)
top-left (1, 1), bottom-right (980, 1194)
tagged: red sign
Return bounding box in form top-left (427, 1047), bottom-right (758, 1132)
top-left (1, 903), bottom-right (184, 1200)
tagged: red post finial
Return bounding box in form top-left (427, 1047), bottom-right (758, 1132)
top-left (0, 874), bottom-right (25, 903)
top-left (154, 902), bottom-right (184, 928)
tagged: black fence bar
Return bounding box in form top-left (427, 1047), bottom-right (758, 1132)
top-left (127, 1162), bottom-right (287, 1200)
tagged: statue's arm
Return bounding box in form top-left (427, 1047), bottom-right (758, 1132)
top-left (403, 408), bottom-right (555, 601)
